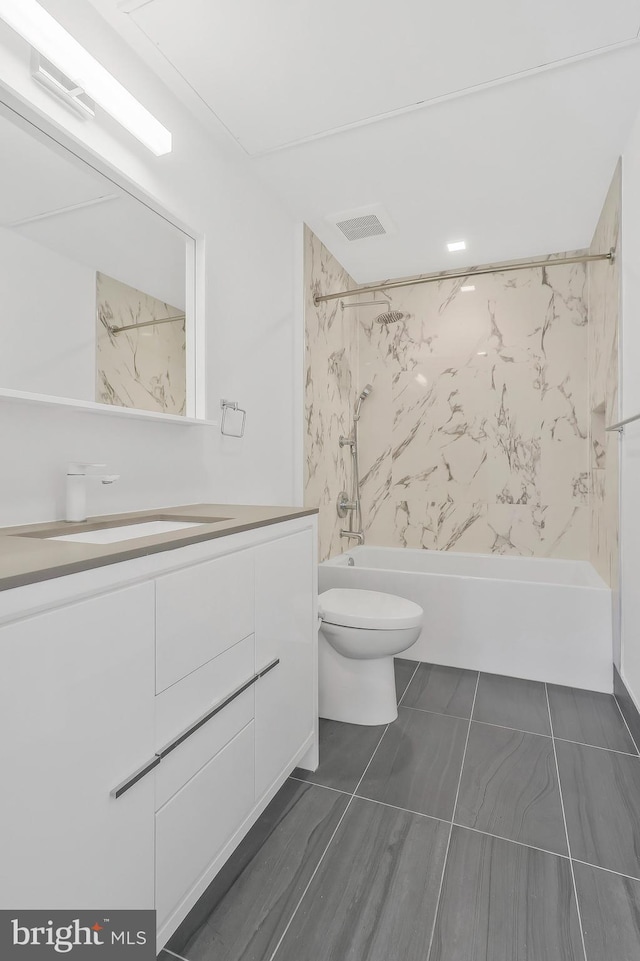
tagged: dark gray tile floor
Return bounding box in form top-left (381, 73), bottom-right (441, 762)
top-left (473, 672), bottom-right (551, 735)
top-left (163, 661), bottom-right (640, 961)
top-left (402, 661), bottom-right (477, 717)
top-left (548, 684), bottom-right (639, 754)
top-left (455, 722), bottom-right (568, 855)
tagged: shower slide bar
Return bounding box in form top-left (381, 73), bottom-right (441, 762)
top-left (313, 249), bottom-right (615, 306)
top-left (109, 314), bottom-right (185, 334)
top-left (606, 412), bottom-right (640, 432)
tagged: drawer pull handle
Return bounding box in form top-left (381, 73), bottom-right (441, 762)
top-left (257, 657), bottom-right (280, 679)
top-left (112, 658), bottom-right (281, 796)
top-left (156, 658), bottom-right (280, 761)
top-left (111, 754), bottom-right (161, 800)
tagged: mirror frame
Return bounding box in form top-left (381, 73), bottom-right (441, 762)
top-left (0, 92), bottom-right (207, 424)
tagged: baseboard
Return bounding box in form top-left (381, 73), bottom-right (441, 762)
top-left (613, 666), bottom-right (640, 752)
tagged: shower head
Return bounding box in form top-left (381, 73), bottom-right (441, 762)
top-left (340, 298), bottom-right (404, 326)
top-left (375, 309), bottom-right (404, 326)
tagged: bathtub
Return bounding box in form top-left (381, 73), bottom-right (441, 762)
top-left (319, 547), bottom-right (613, 693)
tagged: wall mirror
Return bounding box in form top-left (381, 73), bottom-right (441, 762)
top-left (0, 102), bottom-right (200, 420)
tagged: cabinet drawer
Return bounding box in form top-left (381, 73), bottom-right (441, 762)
top-left (155, 721), bottom-right (255, 929)
top-left (155, 635), bottom-right (255, 809)
top-left (156, 549), bottom-right (254, 692)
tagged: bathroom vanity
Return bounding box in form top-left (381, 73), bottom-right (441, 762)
top-left (0, 505), bottom-right (318, 949)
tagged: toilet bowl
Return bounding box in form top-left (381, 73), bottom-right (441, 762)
top-left (318, 588), bottom-right (423, 725)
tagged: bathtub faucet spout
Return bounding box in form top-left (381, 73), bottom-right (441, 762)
top-left (341, 529), bottom-right (364, 544)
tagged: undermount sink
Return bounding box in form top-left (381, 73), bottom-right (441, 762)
top-left (16, 514), bottom-right (230, 545)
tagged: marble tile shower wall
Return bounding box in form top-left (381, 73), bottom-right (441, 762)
top-left (587, 163), bottom-right (621, 592)
top-left (304, 227), bottom-right (359, 561)
top-left (356, 257), bottom-right (590, 557)
top-left (96, 271), bottom-right (186, 415)
top-left (304, 225), bottom-right (595, 561)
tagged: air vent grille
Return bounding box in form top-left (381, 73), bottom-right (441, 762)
top-left (336, 214), bottom-right (386, 242)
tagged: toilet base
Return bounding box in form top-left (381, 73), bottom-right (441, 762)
top-left (318, 634), bottom-right (398, 725)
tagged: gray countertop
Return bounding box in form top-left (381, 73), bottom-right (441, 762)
top-left (0, 504), bottom-right (318, 592)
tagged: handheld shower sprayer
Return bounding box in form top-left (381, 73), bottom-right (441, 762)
top-left (354, 383), bottom-right (373, 421)
top-left (338, 383), bottom-right (373, 545)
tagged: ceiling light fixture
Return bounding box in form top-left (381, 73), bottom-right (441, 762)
top-left (0, 0), bottom-right (172, 155)
top-left (447, 240), bottom-right (466, 252)
top-left (461, 284), bottom-right (475, 292)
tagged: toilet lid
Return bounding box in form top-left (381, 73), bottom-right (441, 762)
top-left (319, 588), bottom-right (423, 630)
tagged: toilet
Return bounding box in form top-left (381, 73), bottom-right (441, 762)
top-left (318, 588), bottom-right (424, 725)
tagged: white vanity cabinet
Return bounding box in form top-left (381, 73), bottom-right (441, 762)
top-left (254, 529), bottom-right (315, 799)
top-left (0, 582), bottom-right (156, 910)
top-left (0, 514), bottom-right (317, 950)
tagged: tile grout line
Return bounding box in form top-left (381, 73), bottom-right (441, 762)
top-left (450, 821), bottom-right (570, 861)
top-left (554, 734), bottom-right (640, 759)
top-left (287, 774), bottom-right (351, 796)
top-left (264, 795), bottom-right (356, 961)
top-left (397, 660), bottom-right (421, 706)
top-left (291, 776), bottom-right (581, 861)
top-left (572, 857), bottom-right (640, 885)
top-left (402, 705), bottom-right (473, 722)
top-left (612, 690), bottom-right (640, 756)
top-left (291, 774), bottom-right (640, 877)
top-left (425, 671), bottom-right (480, 961)
top-left (545, 683), bottom-right (589, 961)
top-left (266, 719), bottom-right (393, 961)
top-left (404, 705), bottom-right (640, 757)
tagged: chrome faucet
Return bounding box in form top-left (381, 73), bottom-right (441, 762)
top-left (66, 462), bottom-right (120, 522)
top-left (340, 529), bottom-right (364, 544)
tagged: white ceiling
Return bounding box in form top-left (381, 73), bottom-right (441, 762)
top-left (127, 0), bottom-right (640, 155)
top-left (88, 0), bottom-right (640, 281)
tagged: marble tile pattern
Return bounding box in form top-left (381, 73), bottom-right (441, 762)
top-left (303, 227), bottom-right (359, 560)
top-left (304, 226), bottom-right (592, 560)
top-left (356, 253), bottom-right (590, 557)
top-left (588, 163), bottom-right (620, 591)
top-left (96, 271), bottom-right (186, 415)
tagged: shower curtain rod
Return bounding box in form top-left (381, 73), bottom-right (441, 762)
top-left (109, 314), bottom-right (185, 334)
top-left (312, 249), bottom-right (615, 306)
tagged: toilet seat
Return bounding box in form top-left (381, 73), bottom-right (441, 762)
top-left (319, 588), bottom-right (423, 631)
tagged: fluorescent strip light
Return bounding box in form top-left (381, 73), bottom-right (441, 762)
top-left (0, 0), bottom-right (172, 155)
top-left (460, 284), bottom-right (475, 292)
top-left (447, 240), bottom-right (466, 252)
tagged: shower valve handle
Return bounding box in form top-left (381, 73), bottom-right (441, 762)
top-left (337, 492), bottom-right (357, 517)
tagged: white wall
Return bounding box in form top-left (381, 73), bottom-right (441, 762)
top-left (0, 226), bottom-right (95, 400)
top-left (0, 1), bottom-right (302, 525)
top-left (620, 111), bottom-right (640, 709)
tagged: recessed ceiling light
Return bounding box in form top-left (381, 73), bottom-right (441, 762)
top-left (447, 240), bottom-right (466, 252)
top-left (0, 0), bottom-right (172, 155)
top-left (477, 351), bottom-right (488, 356)
top-left (461, 284), bottom-right (476, 292)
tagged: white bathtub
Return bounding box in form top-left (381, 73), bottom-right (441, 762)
top-left (319, 547), bottom-right (613, 693)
